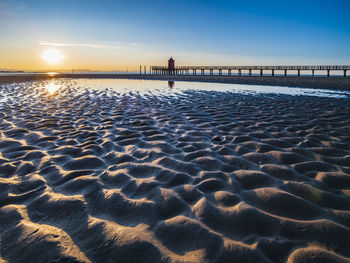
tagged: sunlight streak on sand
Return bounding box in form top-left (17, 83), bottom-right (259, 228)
top-left (45, 82), bottom-right (60, 95)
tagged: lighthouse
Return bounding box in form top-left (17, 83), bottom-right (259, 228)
top-left (168, 57), bottom-right (175, 74)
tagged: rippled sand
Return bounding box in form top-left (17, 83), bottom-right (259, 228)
top-left (1, 79), bottom-right (350, 263)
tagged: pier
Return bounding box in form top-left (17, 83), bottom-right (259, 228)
top-left (151, 65), bottom-right (349, 77)
top-left (150, 58), bottom-right (350, 77)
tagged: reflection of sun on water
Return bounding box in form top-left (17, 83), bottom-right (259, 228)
top-left (46, 72), bottom-right (58, 76)
top-left (45, 82), bottom-right (60, 95)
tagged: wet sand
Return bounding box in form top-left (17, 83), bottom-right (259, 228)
top-left (1, 73), bottom-right (350, 90)
top-left (0, 78), bottom-right (350, 262)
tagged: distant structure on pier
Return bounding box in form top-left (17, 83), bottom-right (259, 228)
top-left (151, 57), bottom-right (349, 77)
top-left (168, 57), bottom-right (175, 74)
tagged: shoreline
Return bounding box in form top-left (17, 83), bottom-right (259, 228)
top-left (1, 73), bottom-right (350, 90)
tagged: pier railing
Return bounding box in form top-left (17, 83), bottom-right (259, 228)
top-left (150, 65), bottom-right (350, 77)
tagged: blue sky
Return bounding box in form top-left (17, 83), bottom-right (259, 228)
top-left (1, 0), bottom-right (350, 70)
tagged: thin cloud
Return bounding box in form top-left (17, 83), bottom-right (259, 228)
top-left (130, 42), bottom-right (143, 47)
top-left (152, 43), bottom-right (171, 47)
top-left (38, 41), bottom-right (123, 50)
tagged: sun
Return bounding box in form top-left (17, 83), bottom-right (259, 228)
top-left (42, 49), bottom-right (63, 64)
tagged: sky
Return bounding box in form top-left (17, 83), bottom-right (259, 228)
top-left (0, 0), bottom-right (350, 72)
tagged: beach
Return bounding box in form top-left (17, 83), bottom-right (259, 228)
top-left (0, 78), bottom-right (350, 262)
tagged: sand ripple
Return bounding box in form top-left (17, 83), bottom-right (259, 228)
top-left (1, 79), bottom-right (350, 262)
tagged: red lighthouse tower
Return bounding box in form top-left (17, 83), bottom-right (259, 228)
top-left (168, 57), bottom-right (175, 74)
